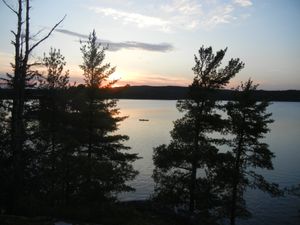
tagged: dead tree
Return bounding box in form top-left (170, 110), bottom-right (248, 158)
top-left (2, 0), bottom-right (65, 213)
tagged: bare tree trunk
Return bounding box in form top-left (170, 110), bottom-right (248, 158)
top-left (189, 128), bottom-right (199, 212)
top-left (189, 162), bottom-right (197, 212)
top-left (230, 133), bottom-right (244, 225)
top-left (87, 95), bottom-right (93, 185)
top-left (230, 176), bottom-right (238, 225)
top-left (189, 101), bottom-right (203, 212)
top-left (9, 0), bottom-right (25, 213)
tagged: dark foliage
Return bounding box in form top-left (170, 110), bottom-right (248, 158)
top-left (153, 46), bottom-right (244, 219)
top-left (0, 0), bottom-right (64, 214)
top-left (224, 80), bottom-right (282, 225)
top-left (0, 0), bottom-right (137, 217)
top-left (67, 30), bottom-right (139, 203)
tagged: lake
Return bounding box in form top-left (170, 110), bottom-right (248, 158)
top-left (117, 100), bottom-right (300, 225)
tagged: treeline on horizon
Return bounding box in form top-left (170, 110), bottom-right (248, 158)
top-left (85, 85), bottom-right (300, 101)
top-left (1, 86), bottom-right (300, 102)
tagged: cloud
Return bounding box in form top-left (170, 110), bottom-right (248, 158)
top-left (55, 29), bottom-right (174, 52)
top-left (87, 0), bottom-right (253, 31)
top-left (233, 0), bottom-right (253, 7)
top-left (56, 29), bottom-right (88, 39)
top-left (202, 4), bottom-right (236, 28)
top-left (108, 41), bottom-right (173, 52)
top-left (55, 29), bottom-right (89, 39)
top-left (89, 7), bottom-right (171, 32)
top-left (160, 0), bottom-right (202, 30)
top-left (161, 0), bottom-right (202, 15)
top-left (119, 74), bottom-right (190, 86)
top-left (89, 1), bottom-right (203, 32)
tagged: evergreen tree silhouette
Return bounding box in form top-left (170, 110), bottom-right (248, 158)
top-left (69, 30), bottom-right (138, 203)
top-left (225, 79), bottom-right (282, 225)
top-left (153, 46), bottom-right (244, 215)
top-left (35, 48), bottom-right (71, 206)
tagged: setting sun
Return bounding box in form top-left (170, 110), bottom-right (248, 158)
top-left (108, 71), bottom-right (123, 87)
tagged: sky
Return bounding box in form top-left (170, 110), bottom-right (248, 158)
top-left (0, 0), bottom-right (300, 90)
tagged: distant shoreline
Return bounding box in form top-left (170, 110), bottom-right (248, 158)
top-left (1, 86), bottom-right (300, 102)
top-left (108, 86), bottom-right (300, 102)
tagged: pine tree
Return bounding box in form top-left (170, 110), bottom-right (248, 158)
top-left (153, 46), bottom-right (244, 215)
top-left (71, 30), bottom-right (138, 203)
top-left (41, 48), bottom-right (69, 89)
top-left (35, 48), bottom-right (71, 205)
top-left (226, 79), bottom-right (282, 225)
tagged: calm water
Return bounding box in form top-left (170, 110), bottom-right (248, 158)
top-left (117, 100), bottom-right (300, 225)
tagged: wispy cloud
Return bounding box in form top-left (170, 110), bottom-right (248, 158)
top-left (56, 29), bottom-right (174, 52)
top-left (161, 0), bottom-right (202, 15)
top-left (160, 0), bottom-right (202, 30)
top-left (89, 7), bottom-right (171, 32)
top-left (89, 1), bottom-right (202, 32)
top-left (87, 0), bottom-right (253, 31)
top-left (233, 0), bottom-right (253, 7)
top-left (119, 74), bottom-right (190, 86)
top-left (56, 29), bottom-right (88, 39)
top-left (202, 4), bottom-right (236, 28)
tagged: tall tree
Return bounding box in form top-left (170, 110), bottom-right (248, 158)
top-left (153, 46), bottom-right (244, 214)
top-left (35, 48), bottom-right (71, 205)
top-left (1, 0), bottom-right (64, 213)
top-left (71, 30), bottom-right (138, 203)
top-left (226, 79), bottom-right (282, 225)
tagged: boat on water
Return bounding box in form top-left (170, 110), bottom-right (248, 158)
top-left (139, 119), bottom-right (149, 121)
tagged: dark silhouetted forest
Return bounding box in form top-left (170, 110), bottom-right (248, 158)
top-left (2, 86), bottom-right (300, 101)
top-left (107, 86), bottom-right (300, 101)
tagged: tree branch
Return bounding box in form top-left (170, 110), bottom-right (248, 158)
top-left (2, 0), bottom-right (18, 15)
top-left (11, 30), bottom-right (17, 37)
top-left (28, 15), bottom-right (66, 54)
top-left (31, 28), bottom-right (46, 40)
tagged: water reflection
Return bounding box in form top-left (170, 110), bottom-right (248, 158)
top-left (118, 100), bottom-right (181, 200)
top-left (117, 100), bottom-right (300, 225)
